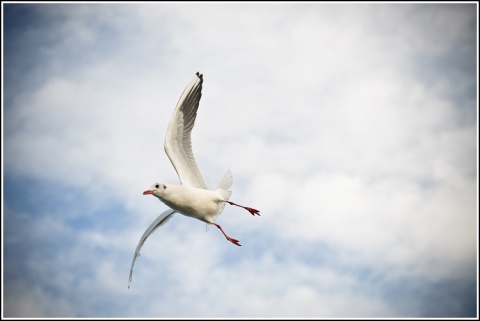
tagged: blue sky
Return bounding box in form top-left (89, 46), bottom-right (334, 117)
top-left (2, 2), bottom-right (478, 318)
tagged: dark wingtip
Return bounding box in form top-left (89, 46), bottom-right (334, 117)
top-left (196, 72), bottom-right (203, 79)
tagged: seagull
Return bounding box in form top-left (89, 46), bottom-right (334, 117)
top-left (128, 72), bottom-right (259, 288)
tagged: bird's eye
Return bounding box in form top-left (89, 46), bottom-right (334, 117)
top-left (155, 184), bottom-right (160, 188)
top-left (163, 185), bottom-right (166, 189)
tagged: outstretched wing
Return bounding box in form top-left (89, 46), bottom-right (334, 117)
top-left (164, 72), bottom-right (207, 188)
top-left (128, 209), bottom-right (176, 288)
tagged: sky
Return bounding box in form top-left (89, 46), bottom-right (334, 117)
top-left (2, 2), bottom-right (478, 318)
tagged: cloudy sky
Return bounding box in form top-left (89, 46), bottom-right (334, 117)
top-left (2, 2), bottom-right (478, 318)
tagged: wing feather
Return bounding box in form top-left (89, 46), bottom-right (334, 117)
top-left (128, 209), bottom-right (176, 288)
top-left (164, 72), bottom-right (207, 188)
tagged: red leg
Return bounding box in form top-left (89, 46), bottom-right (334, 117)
top-left (214, 223), bottom-right (241, 246)
top-left (226, 201), bottom-right (260, 216)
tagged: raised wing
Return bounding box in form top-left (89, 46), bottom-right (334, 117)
top-left (164, 72), bottom-right (207, 188)
top-left (128, 209), bottom-right (176, 288)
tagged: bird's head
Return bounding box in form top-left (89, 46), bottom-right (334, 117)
top-left (143, 183), bottom-right (167, 198)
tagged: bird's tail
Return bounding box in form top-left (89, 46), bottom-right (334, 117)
top-left (216, 169), bottom-right (233, 200)
top-left (207, 170), bottom-right (233, 231)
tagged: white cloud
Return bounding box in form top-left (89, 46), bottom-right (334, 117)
top-left (3, 3), bottom-right (477, 318)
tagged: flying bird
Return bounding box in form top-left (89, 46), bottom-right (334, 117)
top-left (128, 72), bottom-right (259, 288)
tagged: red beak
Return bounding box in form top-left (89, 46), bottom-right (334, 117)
top-left (143, 190), bottom-right (153, 195)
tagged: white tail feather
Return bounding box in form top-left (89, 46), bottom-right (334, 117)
top-left (216, 169), bottom-right (233, 193)
top-left (207, 170), bottom-right (233, 227)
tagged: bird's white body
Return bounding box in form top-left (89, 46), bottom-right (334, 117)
top-left (148, 178), bottom-right (232, 224)
top-left (158, 185), bottom-right (223, 221)
top-left (128, 72), bottom-right (258, 288)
